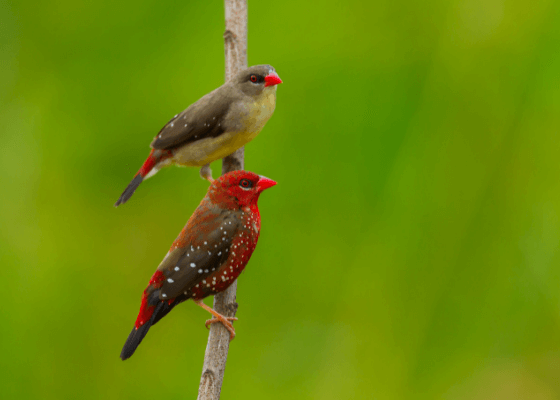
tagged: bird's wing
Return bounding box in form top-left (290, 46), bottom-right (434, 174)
top-left (158, 212), bottom-right (241, 299)
top-left (150, 87), bottom-right (234, 150)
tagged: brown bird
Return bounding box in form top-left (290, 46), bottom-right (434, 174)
top-left (115, 65), bottom-right (282, 206)
top-left (120, 171), bottom-right (277, 360)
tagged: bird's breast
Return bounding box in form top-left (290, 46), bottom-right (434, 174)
top-left (242, 91), bottom-right (276, 135)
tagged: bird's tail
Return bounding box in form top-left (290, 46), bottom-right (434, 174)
top-left (120, 291), bottom-right (187, 360)
top-left (120, 301), bottom-right (163, 360)
top-left (114, 149), bottom-right (170, 207)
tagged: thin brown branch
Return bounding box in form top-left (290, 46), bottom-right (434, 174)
top-left (197, 1), bottom-right (247, 399)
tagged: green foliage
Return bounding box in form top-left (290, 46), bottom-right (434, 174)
top-left (1, 0), bottom-right (560, 398)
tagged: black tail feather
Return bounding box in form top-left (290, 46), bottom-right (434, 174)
top-left (120, 295), bottom-right (189, 360)
top-left (120, 301), bottom-right (163, 361)
top-left (114, 174), bottom-right (143, 207)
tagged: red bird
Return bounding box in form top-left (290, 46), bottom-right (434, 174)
top-left (120, 171), bottom-right (276, 360)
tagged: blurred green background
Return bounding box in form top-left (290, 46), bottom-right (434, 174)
top-left (1, 0), bottom-right (560, 398)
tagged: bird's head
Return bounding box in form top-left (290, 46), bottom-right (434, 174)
top-left (235, 65), bottom-right (282, 97)
top-left (208, 170), bottom-right (277, 209)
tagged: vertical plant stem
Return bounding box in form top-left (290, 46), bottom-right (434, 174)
top-left (197, 1), bottom-right (247, 399)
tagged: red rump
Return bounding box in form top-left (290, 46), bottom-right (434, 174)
top-left (138, 149), bottom-right (156, 178)
top-left (134, 270), bottom-right (165, 329)
top-left (139, 149), bottom-right (157, 177)
top-left (134, 297), bottom-right (153, 329)
top-left (148, 270), bottom-right (165, 288)
top-left (138, 149), bottom-right (172, 177)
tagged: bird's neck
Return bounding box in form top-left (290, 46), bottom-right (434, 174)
top-left (242, 204), bottom-right (261, 230)
top-left (243, 203), bottom-right (260, 216)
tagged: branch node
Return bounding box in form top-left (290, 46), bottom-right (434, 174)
top-left (198, 370), bottom-right (216, 399)
top-left (223, 29), bottom-right (238, 42)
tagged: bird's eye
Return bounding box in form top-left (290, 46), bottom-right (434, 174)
top-left (250, 75), bottom-right (258, 83)
top-left (239, 179), bottom-right (253, 189)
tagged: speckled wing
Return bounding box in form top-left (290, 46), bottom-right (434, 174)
top-left (158, 214), bottom-right (241, 300)
top-left (150, 88), bottom-right (234, 150)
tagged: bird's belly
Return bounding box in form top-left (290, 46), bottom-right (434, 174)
top-left (170, 129), bottom-right (257, 167)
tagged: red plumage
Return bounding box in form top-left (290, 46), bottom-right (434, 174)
top-left (134, 270), bottom-right (165, 329)
top-left (138, 149), bottom-right (159, 177)
top-left (120, 170), bottom-right (276, 360)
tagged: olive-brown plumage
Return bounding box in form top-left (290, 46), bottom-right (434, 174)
top-left (114, 65), bottom-right (282, 206)
top-left (120, 171), bottom-right (277, 360)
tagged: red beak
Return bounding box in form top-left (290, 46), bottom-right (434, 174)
top-left (257, 176), bottom-right (277, 192)
top-left (264, 72), bottom-right (282, 87)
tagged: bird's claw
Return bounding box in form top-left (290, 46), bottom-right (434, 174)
top-left (205, 316), bottom-right (238, 340)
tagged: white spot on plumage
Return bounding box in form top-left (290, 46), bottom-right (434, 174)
top-left (205, 269), bottom-right (209, 273)
top-left (204, 241), bottom-right (207, 245)
top-left (198, 269), bottom-right (203, 273)
top-left (190, 263), bottom-right (196, 268)
top-left (162, 293), bottom-right (167, 298)
top-left (167, 278), bottom-right (174, 283)
top-left (174, 266), bottom-right (179, 271)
